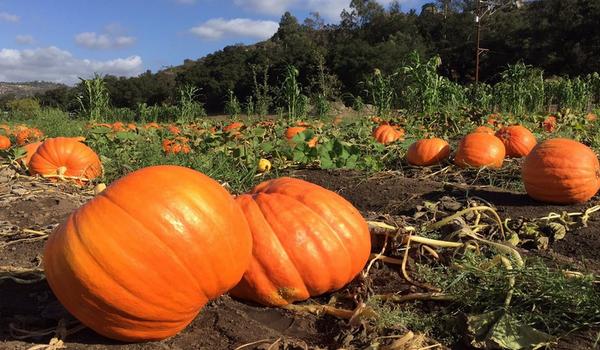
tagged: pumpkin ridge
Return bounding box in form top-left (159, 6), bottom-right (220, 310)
top-left (255, 195), bottom-right (330, 294)
top-left (69, 207), bottom-right (194, 319)
top-left (252, 197), bottom-right (309, 301)
top-left (257, 192), bottom-right (353, 294)
top-left (99, 192), bottom-right (208, 300)
top-left (288, 192), bottom-right (355, 283)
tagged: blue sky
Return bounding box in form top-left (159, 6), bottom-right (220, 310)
top-left (0, 0), bottom-right (428, 84)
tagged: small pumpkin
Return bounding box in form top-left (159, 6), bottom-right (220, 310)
top-left (16, 128), bottom-right (43, 145)
top-left (285, 127), bottom-right (317, 148)
top-left (231, 177), bottom-right (371, 307)
top-left (495, 125), bottom-right (537, 158)
top-left (543, 116), bottom-right (557, 132)
top-left (43, 165), bottom-right (252, 341)
top-left (224, 122), bottom-right (243, 133)
top-left (407, 138), bottom-right (450, 166)
top-left (473, 126), bottom-right (495, 134)
top-left (522, 138), bottom-right (600, 204)
top-left (0, 135), bottom-right (11, 150)
top-left (454, 133), bottom-right (506, 168)
top-left (372, 124), bottom-right (405, 144)
top-left (29, 137), bottom-right (102, 182)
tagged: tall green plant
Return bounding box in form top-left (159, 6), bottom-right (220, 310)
top-left (225, 89), bottom-right (242, 117)
top-left (364, 68), bottom-right (396, 117)
top-left (251, 65), bottom-right (271, 117)
top-left (178, 84), bottom-right (205, 122)
top-left (76, 74), bottom-right (110, 121)
top-left (398, 52), bottom-right (446, 115)
top-left (282, 65), bottom-right (302, 119)
top-left (494, 63), bottom-right (544, 115)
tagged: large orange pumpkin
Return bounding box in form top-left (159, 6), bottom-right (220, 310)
top-left (29, 137), bottom-right (102, 181)
top-left (454, 133), bottom-right (506, 168)
top-left (522, 139), bottom-right (600, 204)
top-left (407, 138), bottom-right (450, 166)
top-left (495, 125), bottom-right (537, 158)
top-left (0, 135), bottom-right (11, 150)
top-left (43, 166), bottom-right (253, 341)
top-left (231, 177), bottom-right (370, 307)
top-left (373, 124), bottom-right (404, 144)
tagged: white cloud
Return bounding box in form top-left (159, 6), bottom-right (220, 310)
top-left (15, 35), bottom-right (35, 45)
top-left (0, 11), bottom-right (19, 22)
top-left (233, 0), bottom-right (295, 16)
top-left (75, 31), bottom-right (137, 49)
top-left (232, 0), bottom-right (400, 20)
top-left (0, 46), bottom-right (143, 84)
top-left (190, 18), bottom-right (279, 40)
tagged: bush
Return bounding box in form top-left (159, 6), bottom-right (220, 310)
top-left (7, 98), bottom-right (41, 117)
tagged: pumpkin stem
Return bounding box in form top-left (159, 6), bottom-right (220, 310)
top-left (56, 166), bottom-right (67, 176)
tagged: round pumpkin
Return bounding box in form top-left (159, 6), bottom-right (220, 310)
top-left (0, 135), bottom-right (11, 150)
top-left (43, 165), bottom-right (253, 341)
top-left (373, 124), bottom-right (404, 144)
top-left (474, 126), bottom-right (495, 134)
top-left (407, 138), bottom-right (450, 166)
top-left (522, 139), bottom-right (600, 204)
top-left (230, 177), bottom-right (371, 307)
top-left (495, 125), bottom-right (537, 158)
top-left (29, 137), bottom-right (102, 181)
top-left (454, 133), bottom-right (506, 168)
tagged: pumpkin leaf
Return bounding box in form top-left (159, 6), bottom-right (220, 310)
top-left (545, 222), bottom-right (567, 241)
top-left (467, 310), bottom-right (555, 350)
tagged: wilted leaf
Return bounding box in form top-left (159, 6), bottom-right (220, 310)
top-left (467, 310), bottom-right (554, 350)
top-left (545, 222), bottom-right (567, 241)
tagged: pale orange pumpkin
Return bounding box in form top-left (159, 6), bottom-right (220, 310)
top-left (43, 165), bottom-right (253, 341)
top-left (407, 138), bottom-right (450, 166)
top-left (231, 177), bottom-right (371, 307)
top-left (495, 125), bottom-right (537, 158)
top-left (29, 137), bottom-right (102, 182)
top-left (522, 138), bottom-right (600, 204)
top-left (454, 133), bottom-right (506, 168)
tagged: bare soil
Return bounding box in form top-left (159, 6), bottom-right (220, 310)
top-left (1, 167), bottom-right (598, 350)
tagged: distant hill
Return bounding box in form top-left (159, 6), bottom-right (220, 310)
top-left (0, 82), bottom-right (66, 98)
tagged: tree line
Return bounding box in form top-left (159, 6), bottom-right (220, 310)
top-left (8, 0), bottom-right (600, 115)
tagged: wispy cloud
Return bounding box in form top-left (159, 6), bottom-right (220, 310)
top-left (190, 18), bottom-right (278, 40)
top-left (0, 11), bottom-right (19, 23)
top-left (75, 24), bottom-right (137, 50)
top-left (15, 35), bottom-right (35, 45)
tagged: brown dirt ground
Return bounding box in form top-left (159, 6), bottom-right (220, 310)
top-left (1, 167), bottom-right (599, 350)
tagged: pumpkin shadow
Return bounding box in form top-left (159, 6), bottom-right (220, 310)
top-left (0, 279), bottom-right (121, 346)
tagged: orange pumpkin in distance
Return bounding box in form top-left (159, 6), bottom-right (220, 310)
top-left (0, 135), bottom-right (11, 150)
top-left (454, 133), bottom-right (506, 168)
top-left (522, 139), bottom-right (600, 204)
top-left (43, 166), bottom-right (253, 341)
top-left (231, 177), bottom-right (371, 307)
top-left (29, 137), bottom-right (102, 181)
top-left (474, 126), bottom-right (495, 134)
top-left (495, 125), bottom-right (537, 158)
top-left (407, 138), bottom-right (450, 166)
top-left (285, 127), bottom-right (317, 148)
top-left (373, 124), bottom-right (405, 144)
